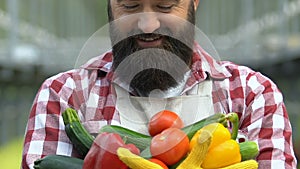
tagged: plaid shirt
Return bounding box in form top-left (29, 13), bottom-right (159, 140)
top-left (21, 43), bottom-right (297, 169)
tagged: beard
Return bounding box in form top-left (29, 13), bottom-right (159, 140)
top-left (108, 2), bottom-right (196, 97)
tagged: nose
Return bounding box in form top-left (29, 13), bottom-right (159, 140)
top-left (138, 12), bottom-right (160, 33)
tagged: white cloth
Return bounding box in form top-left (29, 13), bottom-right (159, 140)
top-left (113, 80), bottom-right (214, 135)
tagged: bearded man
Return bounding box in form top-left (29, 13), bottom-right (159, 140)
top-left (21, 1), bottom-right (297, 169)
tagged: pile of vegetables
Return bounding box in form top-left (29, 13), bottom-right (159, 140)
top-left (33, 108), bottom-right (259, 169)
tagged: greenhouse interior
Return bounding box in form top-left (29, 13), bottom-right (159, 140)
top-left (0, 0), bottom-right (299, 168)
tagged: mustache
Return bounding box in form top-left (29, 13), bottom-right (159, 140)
top-left (112, 28), bottom-right (194, 71)
top-left (134, 33), bottom-right (162, 40)
top-left (110, 27), bottom-right (173, 46)
top-left (129, 27), bottom-right (172, 37)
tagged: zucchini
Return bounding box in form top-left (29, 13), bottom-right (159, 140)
top-left (33, 155), bottom-right (83, 169)
top-left (99, 125), bottom-right (152, 151)
top-left (62, 108), bottom-right (94, 158)
top-left (239, 141), bottom-right (259, 161)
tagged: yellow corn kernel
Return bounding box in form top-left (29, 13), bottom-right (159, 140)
top-left (117, 147), bottom-right (163, 169)
top-left (176, 130), bottom-right (212, 169)
top-left (219, 160), bottom-right (258, 169)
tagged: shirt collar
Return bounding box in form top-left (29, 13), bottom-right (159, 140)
top-left (192, 42), bottom-right (231, 80)
top-left (80, 49), bottom-right (113, 72)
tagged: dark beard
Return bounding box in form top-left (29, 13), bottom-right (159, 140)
top-left (108, 2), bottom-right (196, 97)
top-left (112, 47), bottom-right (192, 96)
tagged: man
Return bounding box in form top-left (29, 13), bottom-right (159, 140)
top-left (21, 0), bottom-right (297, 169)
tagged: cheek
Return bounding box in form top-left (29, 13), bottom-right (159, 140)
top-left (112, 13), bottom-right (141, 36)
top-left (159, 14), bottom-right (190, 35)
top-left (158, 3), bottom-right (191, 34)
top-left (110, 3), bottom-right (137, 35)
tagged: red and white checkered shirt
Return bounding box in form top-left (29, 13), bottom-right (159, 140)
top-left (21, 43), bottom-right (297, 169)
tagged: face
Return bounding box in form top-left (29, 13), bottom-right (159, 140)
top-left (108, 0), bottom-right (199, 96)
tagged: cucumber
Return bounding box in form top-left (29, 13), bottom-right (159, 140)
top-left (239, 141), bottom-right (259, 161)
top-left (33, 155), bottom-right (83, 169)
top-left (99, 125), bottom-right (152, 151)
top-left (62, 108), bottom-right (94, 158)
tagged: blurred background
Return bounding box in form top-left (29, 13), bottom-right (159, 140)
top-left (0, 0), bottom-right (299, 168)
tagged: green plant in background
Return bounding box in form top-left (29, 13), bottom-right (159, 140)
top-left (0, 137), bottom-right (23, 169)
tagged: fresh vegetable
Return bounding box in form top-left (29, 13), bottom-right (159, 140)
top-left (239, 141), bottom-right (259, 161)
top-left (33, 155), bottom-right (83, 169)
top-left (177, 130), bottom-right (258, 169)
top-left (202, 139), bottom-right (241, 168)
top-left (117, 147), bottom-right (163, 169)
top-left (100, 113), bottom-right (229, 158)
top-left (118, 128), bottom-right (258, 169)
top-left (225, 112), bottom-right (239, 140)
top-left (148, 110), bottom-right (184, 136)
top-left (139, 113), bottom-right (230, 159)
top-left (219, 160), bottom-right (258, 169)
top-left (168, 157), bottom-right (186, 169)
top-left (99, 125), bottom-right (151, 151)
top-left (189, 122), bottom-right (231, 151)
top-left (181, 113), bottom-right (227, 140)
top-left (173, 126), bottom-right (258, 168)
top-left (62, 108), bottom-right (94, 158)
top-left (149, 158), bottom-right (169, 169)
top-left (140, 146), bottom-right (152, 158)
top-left (188, 117), bottom-right (241, 168)
top-left (176, 130), bottom-right (212, 169)
top-left (83, 132), bottom-right (140, 169)
top-left (150, 128), bottom-right (189, 166)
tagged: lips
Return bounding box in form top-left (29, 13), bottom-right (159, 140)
top-left (135, 34), bottom-right (163, 48)
top-left (136, 34), bottom-right (162, 41)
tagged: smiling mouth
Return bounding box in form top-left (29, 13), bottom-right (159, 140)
top-left (135, 34), bottom-right (163, 48)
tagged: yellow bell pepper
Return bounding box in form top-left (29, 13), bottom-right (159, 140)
top-left (189, 123), bottom-right (231, 151)
top-left (202, 139), bottom-right (241, 168)
top-left (190, 121), bottom-right (241, 168)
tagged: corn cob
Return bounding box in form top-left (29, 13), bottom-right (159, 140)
top-left (176, 130), bottom-right (212, 169)
top-left (117, 147), bottom-right (163, 169)
top-left (219, 160), bottom-right (258, 169)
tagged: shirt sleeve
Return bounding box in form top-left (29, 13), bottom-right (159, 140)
top-left (241, 72), bottom-right (297, 169)
top-left (21, 74), bottom-right (80, 169)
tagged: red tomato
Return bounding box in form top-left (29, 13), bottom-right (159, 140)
top-left (150, 128), bottom-right (189, 166)
top-left (148, 110), bottom-right (184, 136)
top-left (148, 158), bottom-right (169, 169)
